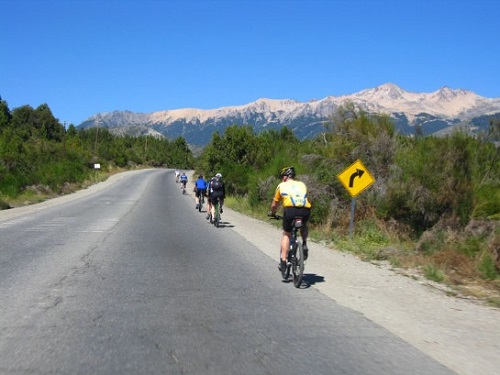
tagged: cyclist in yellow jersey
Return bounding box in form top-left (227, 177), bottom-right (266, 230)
top-left (268, 166), bottom-right (312, 273)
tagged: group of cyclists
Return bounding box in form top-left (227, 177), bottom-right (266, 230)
top-left (175, 169), bottom-right (225, 224)
top-left (194, 173), bottom-right (225, 223)
top-left (174, 165), bottom-right (311, 274)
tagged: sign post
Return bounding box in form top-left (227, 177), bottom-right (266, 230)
top-left (337, 159), bottom-right (375, 239)
top-left (94, 163), bottom-right (101, 182)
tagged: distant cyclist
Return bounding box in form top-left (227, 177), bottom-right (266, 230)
top-left (175, 169), bottom-right (180, 183)
top-left (179, 172), bottom-right (188, 192)
top-left (268, 166), bottom-right (312, 273)
top-left (207, 173), bottom-right (225, 222)
top-left (194, 175), bottom-right (208, 210)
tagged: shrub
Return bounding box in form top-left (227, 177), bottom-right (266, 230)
top-left (478, 251), bottom-right (499, 280)
top-left (423, 264), bottom-right (445, 282)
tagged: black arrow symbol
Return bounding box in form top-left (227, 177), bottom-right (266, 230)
top-left (349, 169), bottom-right (364, 187)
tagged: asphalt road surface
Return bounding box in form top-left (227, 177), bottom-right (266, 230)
top-left (0, 169), bottom-right (456, 374)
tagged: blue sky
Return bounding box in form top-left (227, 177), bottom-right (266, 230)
top-left (2, 0), bottom-right (499, 126)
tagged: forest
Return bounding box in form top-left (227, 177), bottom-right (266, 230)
top-left (0, 97), bottom-right (194, 206)
top-left (1, 97), bottom-right (499, 303)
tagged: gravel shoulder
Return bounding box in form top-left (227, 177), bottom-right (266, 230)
top-left (226, 209), bottom-right (500, 375)
top-left (2, 170), bottom-right (499, 375)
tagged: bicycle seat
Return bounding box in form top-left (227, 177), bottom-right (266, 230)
top-left (292, 217), bottom-right (303, 228)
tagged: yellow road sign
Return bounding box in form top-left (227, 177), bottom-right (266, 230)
top-left (337, 159), bottom-right (375, 197)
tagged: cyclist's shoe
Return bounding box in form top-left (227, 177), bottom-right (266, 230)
top-left (303, 243), bottom-right (309, 260)
top-left (206, 214), bottom-right (210, 220)
top-left (278, 259), bottom-right (287, 273)
top-left (220, 207), bottom-right (223, 213)
top-left (195, 204), bottom-right (199, 209)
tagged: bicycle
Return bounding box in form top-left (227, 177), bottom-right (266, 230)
top-left (196, 190), bottom-right (205, 212)
top-left (269, 214), bottom-right (305, 288)
top-left (212, 197), bottom-right (221, 227)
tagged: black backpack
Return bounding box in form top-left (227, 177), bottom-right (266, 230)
top-left (211, 177), bottom-right (223, 191)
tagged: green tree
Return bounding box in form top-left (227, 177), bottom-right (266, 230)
top-left (34, 103), bottom-right (64, 141)
top-left (10, 105), bottom-right (37, 140)
top-left (487, 118), bottom-right (500, 143)
top-left (0, 97), bottom-right (11, 130)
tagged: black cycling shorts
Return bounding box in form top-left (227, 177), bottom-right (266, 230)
top-left (209, 192), bottom-right (223, 205)
top-left (282, 207), bottom-right (311, 233)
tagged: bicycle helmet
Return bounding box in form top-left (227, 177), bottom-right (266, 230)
top-left (215, 173), bottom-right (222, 178)
top-left (279, 166), bottom-right (296, 178)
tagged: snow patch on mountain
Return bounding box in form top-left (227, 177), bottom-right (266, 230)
top-left (146, 83), bottom-right (497, 126)
top-left (79, 83), bottom-right (500, 144)
top-left (149, 98), bottom-right (304, 124)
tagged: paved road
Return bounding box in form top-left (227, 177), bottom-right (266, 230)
top-left (0, 169), bottom-right (455, 374)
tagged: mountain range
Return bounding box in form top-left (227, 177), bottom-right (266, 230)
top-left (77, 83), bottom-right (500, 146)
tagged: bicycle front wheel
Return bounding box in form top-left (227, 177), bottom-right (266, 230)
top-left (292, 242), bottom-right (304, 288)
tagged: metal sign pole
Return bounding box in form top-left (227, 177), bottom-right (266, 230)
top-left (349, 198), bottom-right (356, 239)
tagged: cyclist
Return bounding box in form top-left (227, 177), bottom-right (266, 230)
top-left (179, 172), bottom-right (188, 192)
top-left (268, 166), bottom-right (312, 273)
top-left (207, 173), bottom-right (225, 222)
top-left (175, 169), bottom-right (180, 183)
top-left (205, 176), bottom-right (215, 220)
top-left (194, 175), bottom-right (208, 210)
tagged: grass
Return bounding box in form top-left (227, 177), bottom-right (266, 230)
top-left (423, 264), bottom-right (445, 282)
top-left (487, 296), bottom-right (500, 308)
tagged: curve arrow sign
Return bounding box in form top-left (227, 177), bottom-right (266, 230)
top-left (349, 169), bottom-right (364, 188)
top-left (338, 159), bottom-right (375, 197)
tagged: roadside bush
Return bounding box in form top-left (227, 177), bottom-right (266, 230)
top-left (0, 197), bottom-right (10, 210)
top-left (478, 251), bottom-right (498, 280)
top-left (0, 174), bottom-right (24, 197)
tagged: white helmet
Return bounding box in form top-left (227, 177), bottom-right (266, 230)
top-left (215, 173), bottom-right (222, 178)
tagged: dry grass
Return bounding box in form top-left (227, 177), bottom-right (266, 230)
top-left (318, 213), bottom-right (500, 305)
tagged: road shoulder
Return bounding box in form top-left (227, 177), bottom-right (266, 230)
top-left (222, 207), bottom-right (500, 375)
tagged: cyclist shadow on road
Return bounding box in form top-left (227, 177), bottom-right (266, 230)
top-left (300, 273), bottom-right (325, 289)
top-left (214, 220), bottom-right (235, 228)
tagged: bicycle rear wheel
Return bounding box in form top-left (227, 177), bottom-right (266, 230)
top-left (214, 201), bottom-right (220, 227)
top-left (198, 194), bottom-right (202, 212)
top-left (292, 242), bottom-right (304, 288)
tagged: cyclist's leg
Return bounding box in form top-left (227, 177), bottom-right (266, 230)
top-left (206, 194), bottom-right (212, 219)
top-left (211, 196), bottom-right (217, 219)
top-left (280, 231), bottom-right (291, 261)
top-left (196, 189), bottom-right (201, 204)
top-left (280, 208), bottom-right (294, 264)
top-left (296, 207), bottom-right (311, 259)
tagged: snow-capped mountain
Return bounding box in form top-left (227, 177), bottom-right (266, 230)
top-left (78, 83), bottom-right (500, 145)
